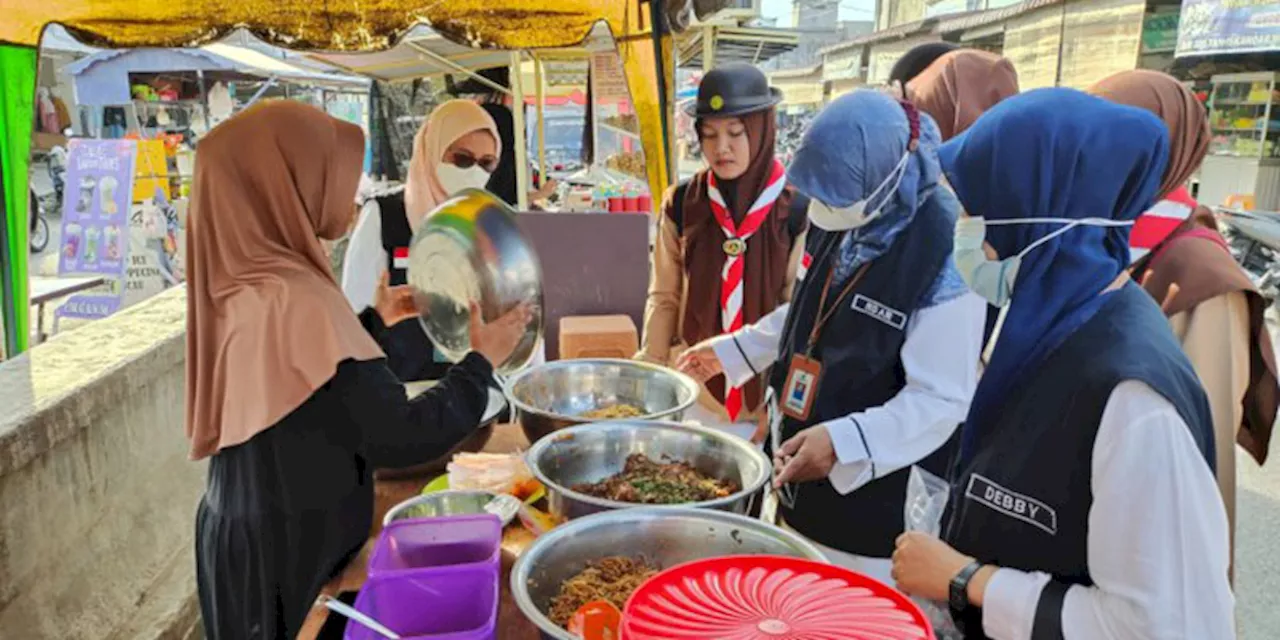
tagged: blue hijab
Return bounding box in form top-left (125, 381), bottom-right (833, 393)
top-left (939, 88), bottom-right (1171, 461)
top-left (788, 90), bottom-right (958, 287)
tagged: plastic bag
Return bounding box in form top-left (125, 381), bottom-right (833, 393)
top-left (903, 466), bottom-right (963, 640)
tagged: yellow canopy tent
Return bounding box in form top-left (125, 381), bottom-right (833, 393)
top-left (0, 0), bottom-right (712, 355)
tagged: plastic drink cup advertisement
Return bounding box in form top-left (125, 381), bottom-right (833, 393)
top-left (56, 139), bottom-right (138, 320)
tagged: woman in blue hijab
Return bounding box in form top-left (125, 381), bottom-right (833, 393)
top-left (677, 90), bottom-right (986, 581)
top-left (890, 88), bottom-right (1233, 639)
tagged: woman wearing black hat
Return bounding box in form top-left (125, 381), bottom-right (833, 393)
top-left (638, 62), bottom-right (808, 437)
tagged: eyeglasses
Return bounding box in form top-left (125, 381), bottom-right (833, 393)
top-left (447, 151), bottom-right (499, 173)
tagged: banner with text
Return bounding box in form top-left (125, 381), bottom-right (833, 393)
top-left (56, 139), bottom-right (137, 320)
top-left (1177, 0), bottom-right (1280, 56)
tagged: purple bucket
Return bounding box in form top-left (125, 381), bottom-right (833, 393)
top-left (368, 514), bottom-right (502, 576)
top-left (343, 566), bottom-right (499, 640)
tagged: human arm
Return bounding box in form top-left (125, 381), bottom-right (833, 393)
top-left (813, 292), bottom-right (984, 493)
top-left (781, 229), bottom-right (808, 303)
top-left (703, 304), bottom-right (790, 387)
top-left (637, 195), bottom-right (684, 364)
top-left (893, 381), bottom-right (1234, 640)
top-left (337, 354), bottom-right (492, 469)
top-left (341, 200), bottom-right (386, 313)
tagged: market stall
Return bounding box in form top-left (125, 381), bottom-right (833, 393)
top-left (0, 0), bottom-right (684, 356)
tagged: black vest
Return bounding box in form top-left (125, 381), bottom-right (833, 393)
top-left (944, 283), bottom-right (1214, 639)
top-left (375, 193), bottom-right (452, 382)
top-left (769, 192), bottom-right (957, 557)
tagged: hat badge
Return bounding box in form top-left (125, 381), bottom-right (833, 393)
top-left (710, 95), bottom-right (724, 111)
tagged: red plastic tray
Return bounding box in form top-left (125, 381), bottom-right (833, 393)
top-left (621, 555), bottom-right (933, 639)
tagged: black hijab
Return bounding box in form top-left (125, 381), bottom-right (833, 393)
top-left (888, 42), bottom-right (960, 86)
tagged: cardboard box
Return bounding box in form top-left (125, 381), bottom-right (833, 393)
top-left (559, 315), bottom-right (638, 360)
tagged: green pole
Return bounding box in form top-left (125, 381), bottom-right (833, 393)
top-left (0, 44), bottom-right (36, 356)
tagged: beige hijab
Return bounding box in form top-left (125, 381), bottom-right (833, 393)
top-left (185, 101), bottom-right (383, 460)
top-left (403, 99), bottom-right (502, 230)
top-left (907, 49), bottom-right (1019, 141)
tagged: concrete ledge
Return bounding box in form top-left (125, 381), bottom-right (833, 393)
top-left (0, 287), bottom-right (205, 638)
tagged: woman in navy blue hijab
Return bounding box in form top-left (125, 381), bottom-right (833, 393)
top-left (890, 88), bottom-right (1233, 639)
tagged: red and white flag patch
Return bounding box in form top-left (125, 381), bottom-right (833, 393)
top-left (798, 252), bottom-right (813, 280)
top-left (393, 247), bottom-right (410, 270)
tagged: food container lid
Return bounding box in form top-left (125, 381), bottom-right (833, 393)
top-left (621, 555), bottom-right (933, 639)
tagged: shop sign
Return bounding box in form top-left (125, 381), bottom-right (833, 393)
top-left (590, 51), bottom-right (630, 102)
top-left (56, 139), bottom-right (138, 320)
top-left (1143, 10), bottom-right (1181, 53)
top-left (823, 50), bottom-right (864, 81)
top-left (1176, 0), bottom-right (1280, 56)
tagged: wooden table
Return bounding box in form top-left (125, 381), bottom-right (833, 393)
top-left (29, 275), bottom-right (106, 343)
top-left (297, 423), bottom-right (542, 639)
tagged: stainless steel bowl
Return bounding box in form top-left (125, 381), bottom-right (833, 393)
top-left (504, 359), bottom-right (700, 443)
top-left (382, 490), bottom-right (498, 526)
top-left (525, 420), bottom-right (771, 520)
top-left (511, 507), bottom-right (826, 639)
top-left (406, 188), bottom-right (543, 374)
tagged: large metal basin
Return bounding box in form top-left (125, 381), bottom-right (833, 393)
top-left (524, 421), bottom-right (771, 520)
top-left (511, 507), bottom-right (825, 639)
top-left (504, 358), bottom-right (699, 444)
top-left (406, 188), bottom-right (543, 374)
top-left (382, 490), bottom-right (498, 526)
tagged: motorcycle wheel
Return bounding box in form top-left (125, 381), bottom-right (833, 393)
top-left (29, 215), bottom-right (49, 253)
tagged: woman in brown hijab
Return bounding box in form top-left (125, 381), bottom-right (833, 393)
top-left (638, 62), bottom-right (807, 432)
top-left (187, 101), bottom-right (529, 639)
top-left (906, 48), bottom-right (1019, 141)
top-left (1091, 69), bottom-right (1280, 580)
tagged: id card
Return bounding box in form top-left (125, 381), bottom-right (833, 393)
top-left (780, 354), bottom-right (822, 421)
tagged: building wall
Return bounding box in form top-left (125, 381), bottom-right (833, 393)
top-left (1057, 0), bottom-right (1145, 88)
top-left (867, 34), bottom-right (942, 84)
top-left (1003, 5), bottom-right (1066, 89)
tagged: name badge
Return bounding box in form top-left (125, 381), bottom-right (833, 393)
top-left (393, 246), bottom-right (410, 270)
top-left (851, 294), bottom-right (906, 331)
top-left (965, 474), bottom-right (1058, 535)
top-left (780, 354), bottom-right (822, 421)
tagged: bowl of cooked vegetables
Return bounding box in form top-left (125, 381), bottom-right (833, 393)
top-left (503, 359), bottom-right (700, 443)
top-left (524, 420), bottom-right (771, 520)
top-left (511, 507), bottom-right (825, 639)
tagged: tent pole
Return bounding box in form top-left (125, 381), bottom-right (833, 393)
top-left (511, 51), bottom-right (529, 211)
top-left (534, 55), bottom-right (546, 183)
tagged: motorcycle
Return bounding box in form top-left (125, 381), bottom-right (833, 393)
top-left (27, 145), bottom-right (66, 254)
top-left (1216, 206), bottom-right (1280, 303)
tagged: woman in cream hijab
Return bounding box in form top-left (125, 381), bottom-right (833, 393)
top-left (188, 101), bottom-right (529, 639)
top-left (341, 99), bottom-right (504, 381)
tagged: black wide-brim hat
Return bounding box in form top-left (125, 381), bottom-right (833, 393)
top-left (684, 61), bottom-right (784, 119)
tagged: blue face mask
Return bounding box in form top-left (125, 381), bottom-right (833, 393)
top-left (954, 216), bottom-right (1135, 307)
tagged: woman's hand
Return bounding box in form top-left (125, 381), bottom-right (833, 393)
top-left (675, 341), bottom-right (724, 383)
top-left (891, 532), bottom-right (983, 603)
top-left (773, 425), bottom-right (836, 485)
top-left (470, 302), bottom-right (534, 368)
top-left (374, 271), bottom-right (419, 327)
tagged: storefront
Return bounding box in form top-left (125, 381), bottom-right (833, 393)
top-left (770, 65), bottom-right (825, 110)
top-left (821, 45), bottom-right (865, 101)
top-left (866, 27), bottom-right (941, 85)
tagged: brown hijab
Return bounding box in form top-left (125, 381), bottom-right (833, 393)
top-left (907, 49), bottom-right (1019, 141)
top-left (1090, 69), bottom-right (1278, 465)
top-left (185, 101), bottom-right (383, 460)
top-left (680, 109), bottom-right (800, 412)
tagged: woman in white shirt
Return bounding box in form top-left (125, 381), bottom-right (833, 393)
top-left (341, 100), bottom-right (502, 381)
top-left (890, 88), bottom-right (1233, 639)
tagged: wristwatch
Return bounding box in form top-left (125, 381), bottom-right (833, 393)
top-left (949, 560), bottom-right (984, 624)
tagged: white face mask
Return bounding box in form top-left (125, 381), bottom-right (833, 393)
top-left (954, 216), bottom-right (1135, 307)
top-left (806, 150), bottom-right (911, 231)
top-left (436, 162), bottom-right (492, 195)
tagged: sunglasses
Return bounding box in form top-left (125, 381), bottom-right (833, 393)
top-left (447, 151), bottom-right (500, 173)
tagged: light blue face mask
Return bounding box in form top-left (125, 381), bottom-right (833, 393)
top-left (954, 216), bottom-right (1136, 307)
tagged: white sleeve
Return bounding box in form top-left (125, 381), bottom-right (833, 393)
top-left (341, 200), bottom-right (386, 312)
top-left (825, 292), bottom-right (985, 494)
top-left (709, 304), bottom-right (790, 388)
top-left (980, 380), bottom-right (1234, 640)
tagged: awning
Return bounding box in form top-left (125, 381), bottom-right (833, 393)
top-left (676, 25), bottom-right (800, 68)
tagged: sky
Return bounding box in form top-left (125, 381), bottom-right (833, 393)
top-left (760, 0), bottom-right (877, 27)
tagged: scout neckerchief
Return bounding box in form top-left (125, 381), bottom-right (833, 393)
top-left (707, 158), bottom-right (788, 421)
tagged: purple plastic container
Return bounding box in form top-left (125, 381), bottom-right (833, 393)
top-left (368, 514), bottom-right (502, 576)
top-left (343, 565), bottom-right (499, 640)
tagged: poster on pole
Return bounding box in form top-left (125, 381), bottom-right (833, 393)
top-left (1176, 0), bottom-right (1280, 56)
top-left (55, 138), bottom-right (137, 320)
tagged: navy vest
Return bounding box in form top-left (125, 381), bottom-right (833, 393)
top-left (944, 283), bottom-right (1214, 639)
top-left (375, 193), bottom-right (452, 382)
top-left (769, 191), bottom-right (957, 557)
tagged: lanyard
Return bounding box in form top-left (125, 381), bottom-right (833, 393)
top-left (805, 261), bottom-right (872, 355)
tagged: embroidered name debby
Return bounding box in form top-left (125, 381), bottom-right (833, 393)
top-left (965, 474), bottom-right (1058, 535)
top-left (851, 294), bottom-right (906, 330)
